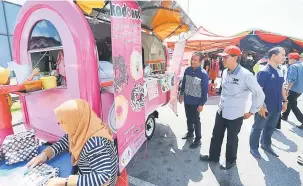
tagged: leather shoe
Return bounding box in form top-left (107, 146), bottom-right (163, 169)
top-left (199, 155), bottom-right (219, 162)
top-left (220, 161), bottom-right (236, 170)
top-left (190, 141), bottom-right (201, 149)
top-left (182, 133), bottom-right (194, 139)
top-left (281, 115), bottom-right (288, 121)
top-left (298, 154), bottom-right (303, 166)
top-left (297, 124), bottom-right (303, 129)
top-left (261, 146), bottom-right (279, 157)
top-left (250, 149), bottom-right (262, 159)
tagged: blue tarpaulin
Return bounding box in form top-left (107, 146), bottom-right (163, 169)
top-left (240, 34), bottom-right (303, 54)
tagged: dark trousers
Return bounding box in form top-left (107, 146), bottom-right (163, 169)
top-left (209, 112), bottom-right (244, 163)
top-left (283, 90), bottom-right (303, 124)
top-left (250, 112), bottom-right (280, 149)
top-left (184, 104), bottom-right (201, 141)
top-left (276, 114), bottom-right (281, 129)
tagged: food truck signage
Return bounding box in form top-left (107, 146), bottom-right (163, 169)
top-left (110, 0), bottom-right (146, 171)
top-left (168, 41), bottom-right (186, 115)
top-left (110, 2), bottom-right (141, 19)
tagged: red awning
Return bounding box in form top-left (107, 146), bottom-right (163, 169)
top-left (167, 26), bottom-right (249, 52)
top-left (255, 31), bottom-right (287, 43)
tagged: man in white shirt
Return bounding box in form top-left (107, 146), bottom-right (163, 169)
top-left (200, 46), bottom-right (265, 170)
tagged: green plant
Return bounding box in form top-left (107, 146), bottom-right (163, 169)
top-left (11, 101), bottom-right (21, 112)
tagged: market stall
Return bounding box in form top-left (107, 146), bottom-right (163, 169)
top-left (167, 26), bottom-right (303, 53)
top-left (8, 0), bottom-right (195, 178)
top-left (167, 26), bottom-right (249, 52)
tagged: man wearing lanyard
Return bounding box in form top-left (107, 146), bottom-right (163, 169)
top-left (179, 52), bottom-right (209, 149)
top-left (200, 46), bottom-right (265, 170)
top-left (250, 47), bottom-right (288, 159)
top-left (282, 52), bottom-right (303, 129)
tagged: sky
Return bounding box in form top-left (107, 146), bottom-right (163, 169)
top-left (4, 0), bottom-right (25, 5)
top-left (31, 20), bottom-right (62, 41)
top-left (177, 0), bottom-right (303, 39)
top-left (8, 0), bottom-right (303, 39)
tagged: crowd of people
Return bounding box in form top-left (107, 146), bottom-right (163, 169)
top-left (179, 45), bottom-right (303, 169)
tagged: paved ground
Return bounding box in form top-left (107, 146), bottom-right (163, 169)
top-left (11, 95), bottom-right (303, 186)
top-left (127, 96), bottom-right (303, 186)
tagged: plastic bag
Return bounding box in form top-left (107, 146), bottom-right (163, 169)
top-left (7, 61), bottom-right (31, 84)
top-left (0, 166), bottom-right (26, 186)
top-left (0, 164), bottom-right (59, 186)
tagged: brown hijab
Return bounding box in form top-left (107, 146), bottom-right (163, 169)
top-left (54, 99), bottom-right (113, 165)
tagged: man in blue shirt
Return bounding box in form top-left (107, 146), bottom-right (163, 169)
top-left (200, 46), bottom-right (265, 170)
top-left (250, 47), bottom-right (288, 159)
top-left (179, 52), bottom-right (209, 149)
top-left (282, 52), bottom-right (303, 129)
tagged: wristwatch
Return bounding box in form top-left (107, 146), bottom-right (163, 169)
top-left (282, 100), bottom-right (288, 103)
top-left (65, 178), bottom-right (68, 186)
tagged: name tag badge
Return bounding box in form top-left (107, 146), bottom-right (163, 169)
top-left (232, 78), bottom-right (239, 85)
top-left (193, 77), bottom-right (201, 85)
top-left (271, 74), bottom-right (275, 79)
top-left (277, 70), bottom-right (284, 78)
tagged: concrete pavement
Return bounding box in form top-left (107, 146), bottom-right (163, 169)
top-left (10, 95), bottom-right (303, 186)
top-left (127, 96), bottom-right (303, 186)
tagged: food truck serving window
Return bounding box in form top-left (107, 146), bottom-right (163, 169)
top-left (28, 20), bottom-right (62, 51)
top-left (27, 20), bottom-right (66, 87)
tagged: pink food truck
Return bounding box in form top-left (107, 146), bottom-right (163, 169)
top-left (12, 0), bottom-right (196, 172)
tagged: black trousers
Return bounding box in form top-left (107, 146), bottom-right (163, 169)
top-left (283, 90), bottom-right (303, 124)
top-left (276, 114), bottom-right (281, 129)
top-left (209, 111), bottom-right (244, 163)
top-left (184, 104), bottom-right (201, 141)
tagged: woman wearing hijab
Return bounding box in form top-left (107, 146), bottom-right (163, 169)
top-left (0, 67), bottom-right (39, 142)
top-left (27, 99), bottom-right (118, 186)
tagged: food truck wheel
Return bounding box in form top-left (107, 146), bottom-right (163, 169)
top-left (145, 115), bottom-right (156, 140)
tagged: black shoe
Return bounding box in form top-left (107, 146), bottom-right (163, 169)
top-left (298, 154), bottom-right (303, 166)
top-left (182, 133), bottom-right (194, 139)
top-left (261, 146), bottom-right (279, 157)
top-left (190, 141), bottom-right (201, 149)
top-left (199, 155), bottom-right (219, 162)
top-left (250, 149), bottom-right (262, 159)
top-left (220, 161), bottom-right (236, 170)
top-left (281, 115), bottom-right (288, 121)
top-left (297, 124), bottom-right (303, 129)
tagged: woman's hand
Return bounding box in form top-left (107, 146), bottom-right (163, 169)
top-left (46, 178), bottom-right (66, 186)
top-left (26, 152), bottom-right (48, 168)
top-left (32, 68), bottom-right (40, 76)
top-left (26, 68), bottom-right (40, 81)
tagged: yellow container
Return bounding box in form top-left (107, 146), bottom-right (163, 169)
top-left (40, 76), bottom-right (57, 89)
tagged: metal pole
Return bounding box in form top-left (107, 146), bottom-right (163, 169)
top-left (2, 1), bottom-right (12, 64)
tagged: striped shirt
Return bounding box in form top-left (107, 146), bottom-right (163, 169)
top-left (50, 135), bottom-right (118, 186)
